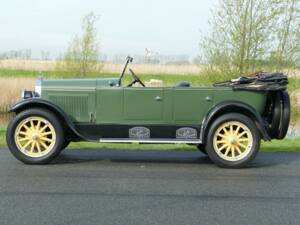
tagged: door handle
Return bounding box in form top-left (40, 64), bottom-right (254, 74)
top-left (155, 96), bottom-right (162, 101)
top-left (205, 96), bottom-right (212, 102)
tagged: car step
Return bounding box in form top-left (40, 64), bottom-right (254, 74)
top-left (99, 138), bottom-right (202, 144)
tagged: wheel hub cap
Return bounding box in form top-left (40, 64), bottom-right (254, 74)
top-left (228, 136), bottom-right (237, 145)
top-left (32, 133), bottom-right (39, 141)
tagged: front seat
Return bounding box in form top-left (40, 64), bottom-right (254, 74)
top-left (176, 81), bottom-right (191, 87)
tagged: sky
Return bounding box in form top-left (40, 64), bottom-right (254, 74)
top-left (0, 0), bottom-right (218, 59)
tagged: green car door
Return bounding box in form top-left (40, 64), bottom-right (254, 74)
top-left (172, 88), bottom-right (214, 124)
top-left (123, 87), bottom-right (164, 122)
top-left (96, 87), bottom-right (164, 124)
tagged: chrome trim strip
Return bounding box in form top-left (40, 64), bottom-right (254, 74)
top-left (99, 138), bottom-right (202, 144)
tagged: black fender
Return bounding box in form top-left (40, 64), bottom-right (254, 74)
top-left (200, 101), bottom-right (271, 143)
top-left (9, 98), bottom-right (86, 141)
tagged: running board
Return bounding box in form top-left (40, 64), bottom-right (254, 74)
top-left (99, 138), bottom-right (202, 144)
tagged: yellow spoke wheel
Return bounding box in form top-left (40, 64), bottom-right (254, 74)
top-left (14, 116), bottom-right (56, 158)
top-left (213, 121), bottom-right (253, 162)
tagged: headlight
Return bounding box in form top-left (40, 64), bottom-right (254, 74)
top-left (35, 77), bottom-right (43, 96)
top-left (21, 90), bottom-right (35, 99)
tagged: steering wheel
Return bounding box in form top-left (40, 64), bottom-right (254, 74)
top-left (127, 69), bottom-right (146, 87)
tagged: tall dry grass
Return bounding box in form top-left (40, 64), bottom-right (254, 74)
top-left (0, 77), bottom-right (35, 111)
top-left (0, 59), bottom-right (204, 75)
top-left (0, 60), bottom-right (57, 71)
top-left (102, 63), bottom-right (204, 75)
top-left (1, 59), bottom-right (300, 76)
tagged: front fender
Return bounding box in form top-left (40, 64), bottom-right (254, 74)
top-left (200, 101), bottom-right (270, 143)
top-left (9, 98), bottom-right (86, 140)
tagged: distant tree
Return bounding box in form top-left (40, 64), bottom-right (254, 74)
top-left (58, 12), bottom-right (102, 76)
top-left (200, 0), bottom-right (300, 79)
top-left (273, 0), bottom-right (300, 69)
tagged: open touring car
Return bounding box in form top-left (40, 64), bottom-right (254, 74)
top-left (6, 57), bottom-right (290, 168)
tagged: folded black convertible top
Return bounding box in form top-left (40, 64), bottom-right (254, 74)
top-left (214, 72), bottom-right (288, 91)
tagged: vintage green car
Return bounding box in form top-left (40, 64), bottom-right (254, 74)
top-left (6, 57), bottom-right (290, 168)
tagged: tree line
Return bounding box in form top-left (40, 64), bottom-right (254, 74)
top-left (200, 0), bottom-right (299, 79)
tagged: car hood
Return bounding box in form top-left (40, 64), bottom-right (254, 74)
top-left (41, 77), bottom-right (120, 90)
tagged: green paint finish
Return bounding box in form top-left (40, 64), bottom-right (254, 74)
top-left (213, 89), bottom-right (267, 114)
top-left (97, 78), bottom-right (119, 87)
top-left (42, 79), bottom-right (97, 89)
top-left (124, 88), bottom-right (163, 121)
top-left (41, 78), bottom-right (268, 125)
top-left (44, 91), bottom-right (95, 122)
top-left (162, 89), bottom-right (174, 123)
top-left (96, 88), bottom-right (123, 123)
top-left (42, 77), bottom-right (119, 90)
top-left (42, 79), bottom-right (96, 122)
top-left (173, 88), bottom-right (213, 123)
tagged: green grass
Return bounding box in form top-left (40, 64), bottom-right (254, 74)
top-left (0, 129), bottom-right (5, 147)
top-left (0, 128), bottom-right (299, 152)
top-left (288, 77), bottom-right (300, 93)
top-left (261, 138), bottom-right (300, 152)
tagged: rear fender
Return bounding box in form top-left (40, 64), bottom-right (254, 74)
top-left (200, 101), bottom-right (270, 144)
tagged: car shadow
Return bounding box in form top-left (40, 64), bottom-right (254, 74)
top-left (52, 149), bottom-right (299, 168)
top-left (53, 149), bottom-right (213, 165)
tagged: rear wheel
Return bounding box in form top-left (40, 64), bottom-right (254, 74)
top-left (60, 140), bottom-right (71, 152)
top-left (269, 92), bottom-right (281, 138)
top-left (205, 113), bottom-right (260, 168)
top-left (6, 108), bottom-right (64, 164)
top-left (278, 91), bottom-right (290, 139)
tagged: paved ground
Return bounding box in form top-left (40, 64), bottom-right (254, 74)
top-left (0, 149), bottom-right (299, 225)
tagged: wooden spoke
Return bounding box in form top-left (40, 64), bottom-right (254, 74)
top-left (23, 140), bottom-right (32, 149)
top-left (14, 117), bottom-right (56, 158)
top-left (213, 121), bottom-right (253, 162)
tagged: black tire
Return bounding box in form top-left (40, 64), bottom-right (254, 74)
top-left (278, 91), bottom-right (290, 139)
top-left (205, 113), bottom-right (260, 168)
top-left (197, 144), bottom-right (207, 155)
top-left (269, 92), bottom-right (281, 138)
top-left (6, 108), bottom-right (64, 164)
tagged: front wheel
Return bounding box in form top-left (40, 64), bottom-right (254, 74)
top-left (205, 113), bottom-right (260, 168)
top-left (6, 108), bottom-right (64, 164)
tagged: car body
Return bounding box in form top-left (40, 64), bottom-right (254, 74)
top-left (6, 57), bottom-right (290, 168)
